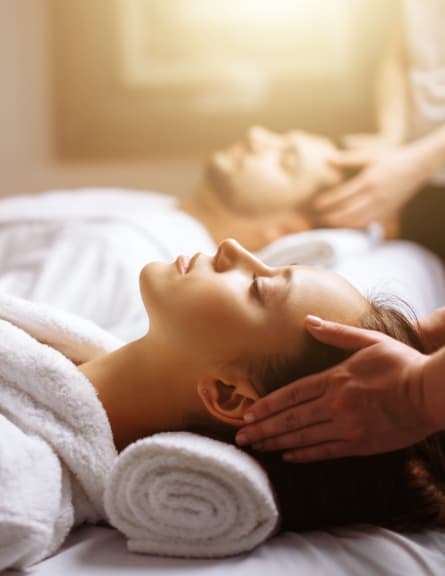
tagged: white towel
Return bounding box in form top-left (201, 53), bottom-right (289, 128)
top-left (0, 293), bottom-right (119, 570)
top-left (256, 226), bottom-right (382, 267)
top-left (104, 432), bottom-right (281, 558)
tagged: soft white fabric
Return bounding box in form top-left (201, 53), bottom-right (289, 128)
top-left (256, 226), bottom-right (382, 268)
top-left (0, 293), bottom-right (119, 570)
top-left (0, 293), bottom-right (282, 566)
top-left (19, 524), bottom-right (445, 576)
top-left (403, 0), bottom-right (445, 184)
top-left (104, 432), bottom-right (280, 559)
top-left (0, 188), bottom-right (215, 341)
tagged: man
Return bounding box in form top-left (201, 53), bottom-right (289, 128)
top-left (179, 125), bottom-right (340, 251)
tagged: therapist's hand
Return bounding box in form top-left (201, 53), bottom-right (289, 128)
top-left (235, 316), bottom-right (435, 462)
top-left (418, 307), bottom-right (445, 354)
top-left (311, 144), bottom-right (429, 228)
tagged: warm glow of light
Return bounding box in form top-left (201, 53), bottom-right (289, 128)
top-left (175, 0), bottom-right (344, 27)
top-left (116, 0), bottom-right (355, 85)
top-left (53, 0), bottom-right (392, 158)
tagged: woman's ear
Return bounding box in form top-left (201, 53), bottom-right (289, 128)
top-left (197, 375), bottom-right (259, 427)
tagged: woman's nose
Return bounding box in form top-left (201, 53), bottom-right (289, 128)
top-left (215, 239), bottom-right (265, 272)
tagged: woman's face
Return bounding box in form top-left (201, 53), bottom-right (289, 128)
top-left (206, 126), bottom-right (340, 214)
top-left (140, 239), bottom-right (369, 369)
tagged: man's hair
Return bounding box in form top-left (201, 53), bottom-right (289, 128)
top-left (201, 298), bottom-right (445, 533)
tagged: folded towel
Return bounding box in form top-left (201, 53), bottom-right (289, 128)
top-left (104, 432), bottom-right (280, 558)
top-left (255, 227), bottom-right (382, 268)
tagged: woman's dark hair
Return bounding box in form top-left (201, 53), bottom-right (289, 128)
top-left (241, 297), bottom-right (445, 533)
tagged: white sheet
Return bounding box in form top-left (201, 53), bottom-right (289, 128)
top-left (1, 188), bottom-right (445, 574)
top-left (12, 524), bottom-right (445, 575)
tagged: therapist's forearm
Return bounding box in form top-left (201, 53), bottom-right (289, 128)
top-left (376, 12), bottom-right (408, 143)
top-left (422, 346), bottom-right (445, 432)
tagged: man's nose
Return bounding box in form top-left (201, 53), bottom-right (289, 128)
top-left (246, 126), bottom-right (272, 153)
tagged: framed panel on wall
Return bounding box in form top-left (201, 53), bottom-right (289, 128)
top-left (50, 0), bottom-right (395, 160)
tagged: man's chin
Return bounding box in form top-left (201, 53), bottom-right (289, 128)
top-left (203, 160), bottom-right (238, 207)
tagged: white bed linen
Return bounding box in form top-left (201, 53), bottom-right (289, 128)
top-left (1, 188), bottom-right (445, 574)
top-left (12, 524), bottom-right (445, 575)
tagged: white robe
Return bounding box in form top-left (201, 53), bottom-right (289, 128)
top-left (0, 293), bottom-right (120, 570)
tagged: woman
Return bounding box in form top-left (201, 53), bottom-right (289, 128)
top-left (78, 238), bottom-right (370, 450)
top-left (76, 238), bottom-right (445, 534)
top-left (0, 238), bottom-right (444, 572)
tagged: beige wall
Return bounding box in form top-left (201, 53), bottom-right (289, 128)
top-left (0, 0), bottom-right (201, 197)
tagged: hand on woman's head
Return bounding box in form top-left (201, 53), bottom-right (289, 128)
top-left (235, 306), bottom-right (445, 535)
top-left (236, 303), bottom-right (433, 461)
top-left (417, 307), bottom-right (445, 354)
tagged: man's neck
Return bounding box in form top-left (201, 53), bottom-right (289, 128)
top-left (178, 182), bottom-right (232, 243)
top-left (78, 334), bottom-right (207, 451)
top-left (179, 182), bottom-right (311, 252)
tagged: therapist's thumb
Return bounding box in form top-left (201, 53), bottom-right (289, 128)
top-left (304, 315), bottom-right (384, 352)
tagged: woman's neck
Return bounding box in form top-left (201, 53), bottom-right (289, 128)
top-left (78, 334), bottom-right (204, 451)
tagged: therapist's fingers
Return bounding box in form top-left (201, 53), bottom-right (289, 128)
top-left (304, 316), bottom-right (386, 351)
top-left (251, 420), bottom-right (339, 453)
top-left (313, 174), bottom-right (368, 211)
top-left (238, 318), bottom-right (382, 426)
top-left (236, 396), bottom-right (330, 447)
top-left (240, 368), bottom-right (332, 428)
top-left (319, 194), bottom-right (376, 228)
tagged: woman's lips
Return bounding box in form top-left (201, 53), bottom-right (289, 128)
top-left (187, 252), bottom-right (201, 272)
top-left (176, 256), bottom-right (189, 274)
top-left (176, 253), bottom-right (200, 274)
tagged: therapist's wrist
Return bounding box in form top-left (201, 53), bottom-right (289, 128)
top-left (408, 129), bottom-right (445, 183)
top-left (421, 347), bottom-right (445, 433)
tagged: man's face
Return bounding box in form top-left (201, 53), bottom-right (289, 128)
top-left (205, 126), bottom-right (341, 214)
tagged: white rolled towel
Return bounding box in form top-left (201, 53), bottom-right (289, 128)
top-left (104, 432), bottom-right (280, 558)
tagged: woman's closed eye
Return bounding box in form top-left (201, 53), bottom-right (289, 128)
top-left (251, 272), bottom-right (264, 304)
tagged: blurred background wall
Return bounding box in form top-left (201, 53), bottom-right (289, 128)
top-left (0, 0), bottom-right (395, 198)
top-left (0, 0), bottom-right (200, 197)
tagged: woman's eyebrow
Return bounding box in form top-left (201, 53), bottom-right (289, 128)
top-left (282, 267), bottom-right (294, 300)
top-left (259, 267), bottom-right (294, 306)
top-left (269, 267), bottom-right (293, 304)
